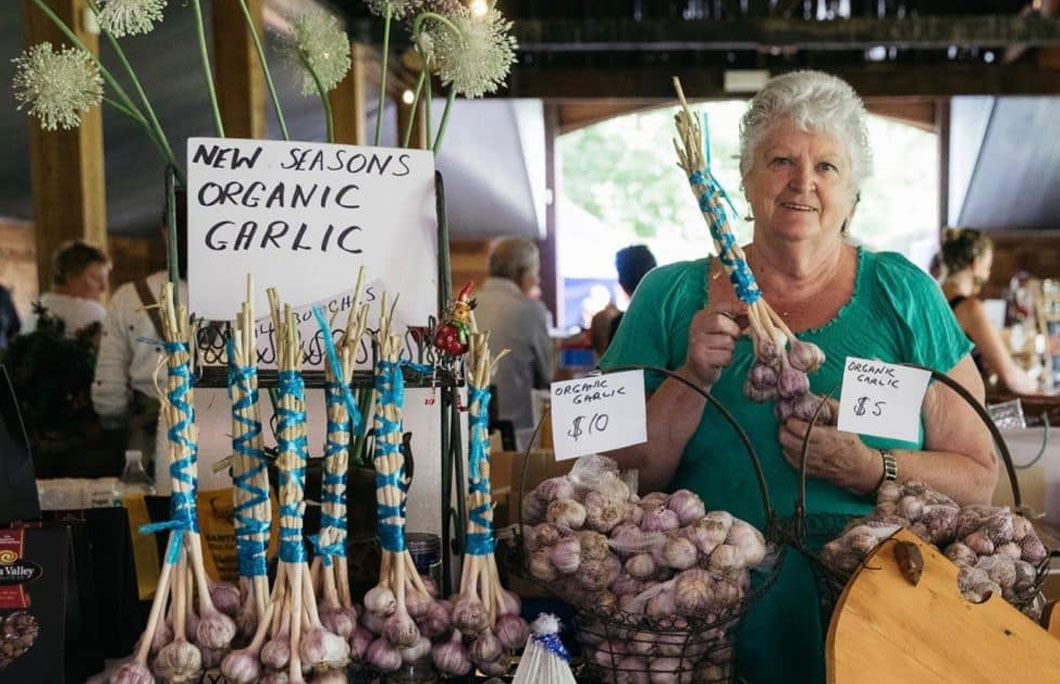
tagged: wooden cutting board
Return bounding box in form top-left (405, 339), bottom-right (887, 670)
top-left (826, 529), bottom-right (1060, 683)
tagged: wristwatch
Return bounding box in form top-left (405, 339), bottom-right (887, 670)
top-left (879, 448), bottom-right (898, 486)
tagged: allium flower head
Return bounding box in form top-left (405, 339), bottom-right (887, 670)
top-left (97, 0), bottom-right (167, 38)
top-left (364, 0), bottom-right (426, 22)
top-left (431, 6), bottom-right (517, 99)
top-left (291, 10), bottom-right (352, 95)
top-left (12, 43), bottom-right (104, 131)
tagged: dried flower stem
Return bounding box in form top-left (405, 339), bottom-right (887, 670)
top-left (86, 0), bottom-right (177, 166)
top-left (402, 70), bottom-right (426, 148)
top-left (299, 50), bottom-right (335, 143)
top-left (237, 0), bottom-right (289, 140)
top-left (374, 2), bottom-right (393, 146)
top-left (190, 0), bottom-right (225, 137)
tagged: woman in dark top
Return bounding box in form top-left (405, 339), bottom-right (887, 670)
top-left (940, 228), bottom-right (1038, 395)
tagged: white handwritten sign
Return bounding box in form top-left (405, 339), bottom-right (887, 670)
top-left (550, 371), bottom-right (647, 461)
top-left (186, 137), bottom-right (438, 368)
top-left (837, 357), bottom-right (931, 442)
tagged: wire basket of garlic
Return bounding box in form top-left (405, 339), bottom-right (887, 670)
top-left (785, 364), bottom-right (1053, 623)
top-left (505, 365), bottom-right (786, 684)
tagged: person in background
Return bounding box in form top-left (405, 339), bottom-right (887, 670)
top-left (24, 240), bottom-right (109, 338)
top-left (940, 227), bottom-right (1038, 395)
top-left (591, 245), bottom-right (658, 357)
top-left (473, 238), bottom-right (553, 440)
top-left (92, 197), bottom-right (187, 470)
top-left (0, 283), bottom-right (20, 352)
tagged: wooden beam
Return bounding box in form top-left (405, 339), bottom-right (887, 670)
top-left (506, 63), bottom-right (1060, 99)
top-left (329, 42), bottom-right (369, 145)
top-left (212, 0), bottom-right (266, 138)
top-left (506, 15), bottom-right (1060, 51)
top-left (540, 104), bottom-right (560, 325)
top-left (22, 0), bottom-right (106, 291)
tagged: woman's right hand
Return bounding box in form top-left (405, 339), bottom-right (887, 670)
top-left (679, 300), bottom-right (747, 387)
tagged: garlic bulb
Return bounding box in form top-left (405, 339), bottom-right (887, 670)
top-left (208, 581), bottom-right (242, 618)
top-left (704, 511), bottom-right (733, 533)
top-left (585, 490), bottom-right (624, 533)
top-left (578, 530), bottom-right (612, 561)
top-left (683, 519), bottom-right (727, 556)
top-left (748, 362), bottom-right (778, 390)
top-left (498, 588), bottom-right (522, 617)
top-left (550, 536), bottom-right (583, 574)
top-left (641, 507), bottom-right (680, 533)
top-left (645, 588), bottom-right (677, 618)
top-left (495, 613), bottom-right (529, 651)
top-left (963, 530), bottom-right (995, 556)
top-left (611, 572), bottom-right (645, 596)
top-left (470, 629), bottom-right (503, 663)
top-left (898, 495), bottom-right (924, 522)
top-left (1012, 515), bottom-right (1034, 540)
top-left (196, 610), bottom-right (237, 650)
top-left (366, 636), bottom-right (402, 672)
top-left (261, 633), bottom-right (291, 670)
top-left (301, 625), bottom-right (351, 669)
top-left (415, 599), bottom-right (452, 639)
top-left (364, 586), bottom-right (397, 617)
top-left (431, 632), bottom-right (473, 676)
top-left (997, 542), bottom-right (1023, 561)
top-left (535, 476), bottom-right (576, 503)
top-left (320, 605), bottom-right (356, 639)
top-left (383, 613), bottom-right (422, 648)
top-left (788, 339), bottom-right (825, 373)
top-left (625, 553), bottom-right (656, 580)
top-left (525, 523), bottom-right (561, 552)
top-left (360, 609), bottom-right (387, 635)
top-left (707, 544), bottom-right (745, 574)
top-left (547, 499), bottom-right (587, 530)
top-left (348, 626), bottom-right (373, 663)
top-left (154, 639), bottom-right (202, 682)
top-left (400, 635), bottom-right (432, 663)
top-left (624, 503), bottom-right (645, 525)
top-left (529, 550), bottom-right (558, 581)
top-left (648, 656), bottom-right (693, 684)
top-left (1019, 533), bottom-right (1048, 564)
top-left (726, 520), bottom-right (767, 566)
top-left (943, 542), bottom-right (977, 568)
top-left (666, 490), bottom-right (706, 526)
top-left (577, 556), bottom-right (621, 591)
top-left (109, 660), bottom-right (154, 684)
top-left (777, 365), bottom-right (809, 400)
top-left (662, 534), bottom-right (698, 570)
top-left (876, 480), bottom-right (902, 505)
top-left (674, 570), bottom-right (714, 616)
top-left (615, 655), bottom-right (650, 684)
top-left (451, 595), bottom-right (489, 635)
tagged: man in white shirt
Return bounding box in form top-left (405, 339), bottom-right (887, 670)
top-left (473, 238), bottom-right (554, 440)
top-left (92, 203), bottom-right (187, 469)
top-left (24, 241), bottom-right (109, 337)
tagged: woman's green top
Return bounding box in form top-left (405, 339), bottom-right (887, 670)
top-left (599, 247), bottom-right (972, 683)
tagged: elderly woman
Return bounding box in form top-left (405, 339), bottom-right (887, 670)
top-left (601, 71), bottom-right (997, 683)
top-left (940, 228), bottom-right (1038, 395)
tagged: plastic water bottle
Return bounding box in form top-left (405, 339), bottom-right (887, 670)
top-left (120, 450), bottom-right (156, 496)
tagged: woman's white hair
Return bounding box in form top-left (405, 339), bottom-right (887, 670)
top-left (739, 70), bottom-right (873, 191)
top-left (489, 237), bottom-right (539, 282)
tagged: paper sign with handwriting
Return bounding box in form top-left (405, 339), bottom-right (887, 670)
top-left (550, 371), bottom-right (647, 461)
top-left (837, 357), bottom-right (931, 442)
top-left (185, 137), bottom-right (437, 368)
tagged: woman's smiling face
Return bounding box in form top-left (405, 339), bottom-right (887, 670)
top-left (744, 120), bottom-right (857, 245)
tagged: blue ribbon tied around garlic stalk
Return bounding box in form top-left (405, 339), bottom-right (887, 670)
top-left (373, 356), bottom-right (410, 553)
top-left (466, 384), bottom-right (495, 556)
top-left (687, 113), bottom-right (762, 306)
top-left (139, 339), bottom-right (199, 564)
top-left (308, 307), bottom-right (369, 565)
top-left (225, 336), bottom-right (270, 577)
top-left (276, 369), bottom-right (309, 564)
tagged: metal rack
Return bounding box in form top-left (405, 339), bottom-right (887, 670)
top-left (185, 170), bottom-right (469, 592)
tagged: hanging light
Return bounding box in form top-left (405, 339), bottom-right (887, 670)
top-left (469, 0), bottom-right (489, 18)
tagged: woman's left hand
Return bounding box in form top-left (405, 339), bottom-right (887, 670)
top-left (778, 418), bottom-right (882, 495)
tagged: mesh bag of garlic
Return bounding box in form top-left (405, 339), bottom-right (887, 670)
top-left (519, 454), bottom-right (782, 684)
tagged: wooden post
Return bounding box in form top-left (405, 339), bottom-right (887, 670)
top-left (22, 0), bottom-right (107, 291)
top-left (936, 98), bottom-right (951, 229)
top-left (540, 104), bottom-right (561, 325)
top-left (328, 42), bottom-right (370, 145)
top-left (398, 91), bottom-right (428, 150)
top-left (212, 0), bottom-right (266, 139)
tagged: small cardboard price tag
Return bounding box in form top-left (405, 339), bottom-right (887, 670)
top-left (837, 357), bottom-right (931, 443)
top-left (550, 371), bottom-right (647, 461)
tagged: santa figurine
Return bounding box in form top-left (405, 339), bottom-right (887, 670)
top-left (433, 281), bottom-right (476, 357)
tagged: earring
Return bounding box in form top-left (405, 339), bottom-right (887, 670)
top-left (744, 214), bottom-right (754, 222)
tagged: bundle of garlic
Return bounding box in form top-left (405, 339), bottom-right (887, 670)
top-left (522, 459), bottom-right (772, 681)
top-left (510, 614), bottom-right (576, 684)
top-left (671, 77), bottom-right (831, 425)
top-left (227, 276), bottom-right (273, 646)
top-left (110, 283), bottom-right (237, 684)
top-left (821, 480), bottom-right (1050, 618)
top-left (431, 332), bottom-right (527, 678)
top-left (222, 291), bottom-right (350, 684)
top-left (309, 269), bottom-right (370, 645)
top-left (358, 296), bottom-right (438, 673)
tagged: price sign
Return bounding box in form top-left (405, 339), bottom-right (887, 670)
top-left (550, 370), bottom-right (647, 461)
top-left (837, 357), bottom-right (931, 443)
